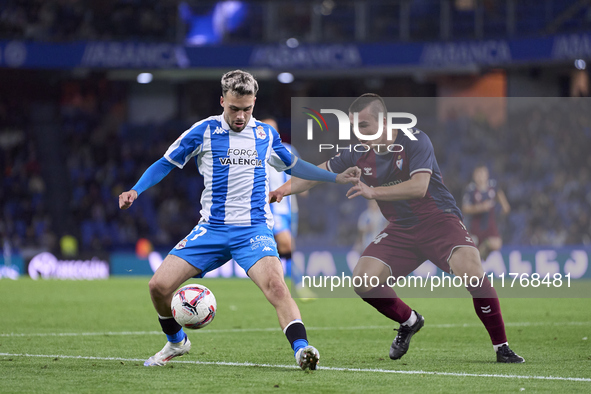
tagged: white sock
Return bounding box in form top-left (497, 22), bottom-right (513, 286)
top-left (401, 311), bottom-right (417, 327)
top-left (493, 342), bottom-right (508, 352)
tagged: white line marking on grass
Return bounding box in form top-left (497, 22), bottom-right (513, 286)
top-left (1, 321), bottom-right (589, 338)
top-left (1, 353), bottom-right (590, 382)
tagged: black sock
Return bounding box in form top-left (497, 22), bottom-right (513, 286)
top-left (279, 252), bottom-right (292, 260)
top-left (284, 320), bottom-right (308, 354)
top-left (159, 316), bottom-right (182, 336)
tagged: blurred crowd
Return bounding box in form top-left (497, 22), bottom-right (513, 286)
top-left (1, 0), bottom-right (588, 44)
top-left (59, 77), bottom-right (203, 252)
top-left (2, 80), bottom-right (590, 256)
top-left (437, 99), bottom-right (591, 247)
top-left (0, 97), bottom-right (52, 252)
top-left (0, 0), bottom-right (178, 42)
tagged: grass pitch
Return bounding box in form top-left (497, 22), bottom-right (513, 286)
top-left (0, 277), bottom-right (590, 393)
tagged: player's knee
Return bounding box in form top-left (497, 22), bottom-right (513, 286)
top-left (277, 242), bottom-right (291, 255)
top-left (266, 277), bottom-right (289, 302)
top-left (449, 247), bottom-right (483, 277)
top-left (275, 232), bottom-right (292, 254)
top-left (488, 237), bottom-right (502, 250)
top-left (148, 277), bottom-right (169, 300)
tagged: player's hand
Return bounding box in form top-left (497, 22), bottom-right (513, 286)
top-left (336, 166), bottom-right (361, 184)
top-left (119, 190), bottom-right (138, 209)
top-left (269, 189), bottom-right (284, 204)
top-left (346, 181), bottom-right (375, 200)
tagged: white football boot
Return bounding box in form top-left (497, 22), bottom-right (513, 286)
top-left (144, 335), bottom-right (191, 366)
top-left (295, 346), bottom-right (319, 370)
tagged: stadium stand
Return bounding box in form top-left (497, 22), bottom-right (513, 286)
top-left (1, 0), bottom-right (590, 255)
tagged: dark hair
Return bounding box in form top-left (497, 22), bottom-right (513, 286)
top-left (348, 93), bottom-right (387, 121)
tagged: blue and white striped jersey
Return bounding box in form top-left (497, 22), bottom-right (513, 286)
top-left (164, 114), bottom-right (296, 228)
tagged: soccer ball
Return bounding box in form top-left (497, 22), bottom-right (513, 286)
top-left (171, 284), bottom-right (216, 329)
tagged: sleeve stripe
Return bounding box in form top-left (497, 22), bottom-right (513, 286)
top-left (182, 145), bottom-right (202, 167)
top-left (326, 160), bottom-right (334, 173)
top-left (164, 155), bottom-right (183, 169)
top-left (163, 122), bottom-right (206, 169)
top-left (410, 168), bottom-right (433, 176)
top-left (283, 155), bottom-right (298, 171)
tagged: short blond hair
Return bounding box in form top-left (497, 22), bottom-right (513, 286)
top-left (221, 70), bottom-right (259, 97)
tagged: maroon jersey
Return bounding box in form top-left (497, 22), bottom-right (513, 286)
top-left (462, 179), bottom-right (498, 236)
top-left (327, 129), bottom-right (462, 227)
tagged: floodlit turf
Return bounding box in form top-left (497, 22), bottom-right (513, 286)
top-left (0, 278), bottom-right (590, 393)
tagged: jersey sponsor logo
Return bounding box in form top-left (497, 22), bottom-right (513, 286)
top-left (213, 126), bottom-right (227, 135)
top-left (250, 235), bottom-right (276, 251)
top-left (381, 179), bottom-right (403, 187)
top-left (262, 246), bottom-right (273, 252)
top-left (466, 236), bottom-right (474, 243)
top-left (250, 235), bottom-right (274, 243)
top-left (256, 126), bottom-right (267, 139)
top-left (220, 148), bottom-right (262, 167)
top-left (219, 157), bottom-right (263, 167)
top-left (363, 167), bottom-right (373, 176)
top-left (373, 233), bottom-right (389, 244)
top-left (227, 148), bottom-right (258, 157)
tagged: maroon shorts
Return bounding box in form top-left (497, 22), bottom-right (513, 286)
top-left (362, 213), bottom-right (477, 277)
top-left (469, 226), bottom-right (500, 246)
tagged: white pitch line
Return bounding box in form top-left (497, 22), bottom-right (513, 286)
top-left (0, 352), bottom-right (590, 383)
top-left (1, 321), bottom-right (589, 338)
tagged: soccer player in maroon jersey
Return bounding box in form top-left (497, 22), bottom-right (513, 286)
top-left (270, 94), bottom-right (524, 363)
top-left (462, 165), bottom-right (511, 261)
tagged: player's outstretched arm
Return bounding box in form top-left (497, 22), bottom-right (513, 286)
top-left (335, 166), bottom-right (362, 184)
top-left (347, 172), bottom-right (430, 201)
top-left (270, 162), bottom-right (360, 203)
top-left (118, 157), bottom-right (176, 210)
top-left (286, 157), bottom-right (360, 185)
top-left (119, 190), bottom-right (138, 209)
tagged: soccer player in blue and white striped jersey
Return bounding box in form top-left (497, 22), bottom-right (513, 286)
top-left (119, 70), bottom-right (360, 370)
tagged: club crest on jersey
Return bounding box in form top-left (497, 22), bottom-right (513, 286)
top-left (256, 126), bottom-right (266, 139)
top-left (396, 155), bottom-right (403, 170)
top-left (175, 238), bottom-right (188, 250)
top-left (363, 167), bottom-right (373, 176)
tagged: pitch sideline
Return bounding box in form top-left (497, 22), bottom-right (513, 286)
top-left (1, 352), bottom-right (590, 382)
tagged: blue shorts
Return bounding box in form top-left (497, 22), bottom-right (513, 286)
top-left (272, 212), bottom-right (299, 237)
top-left (169, 223), bottom-right (279, 278)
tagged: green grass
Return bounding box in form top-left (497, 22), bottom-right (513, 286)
top-left (0, 278), bottom-right (590, 393)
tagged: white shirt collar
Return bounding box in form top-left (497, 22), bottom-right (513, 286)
top-left (220, 113), bottom-right (257, 131)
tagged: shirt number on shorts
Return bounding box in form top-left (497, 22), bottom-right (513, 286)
top-left (190, 225), bottom-right (208, 240)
